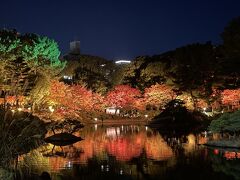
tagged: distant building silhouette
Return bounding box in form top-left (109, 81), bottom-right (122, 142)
top-left (61, 41), bottom-right (116, 86)
top-left (70, 41), bottom-right (80, 55)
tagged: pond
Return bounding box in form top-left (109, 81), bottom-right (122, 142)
top-left (14, 125), bottom-right (240, 180)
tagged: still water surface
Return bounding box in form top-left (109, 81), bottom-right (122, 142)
top-left (17, 125), bottom-right (240, 180)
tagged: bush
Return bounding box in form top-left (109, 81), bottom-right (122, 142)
top-left (209, 110), bottom-right (240, 133)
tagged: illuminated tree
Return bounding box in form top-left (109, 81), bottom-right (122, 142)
top-left (195, 99), bottom-right (208, 110)
top-left (177, 93), bottom-right (208, 110)
top-left (0, 29), bottom-right (65, 109)
top-left (47, 80), bottom-right (69, 108)
top-left (209, 87), bottom-right (222, 111)
top-left (69, 85), bottom-right (93, 111)
top-left (0, 96), bottom-right (25, 106)
top-left (176, 93), bottom-right (194, 110)
top-left (221, 88), bottom-right (240, 110)
top-left (29, 75), bottom-right (53, 111)
top-left (91, 92), bottom-right (105, 111)
top-left (46, 80), bottom-right (105, 120)
top-left (144, 83), bottom-right (176, 109)
top-left (132, 98), bottom-right (146, 111)
top-left (47, 81), bottom-right (90, 113)
top-left (106, 85), bottom-right (141, 109)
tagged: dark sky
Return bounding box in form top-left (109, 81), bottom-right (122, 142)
top-left (1, 0), bottom-right (240, 60)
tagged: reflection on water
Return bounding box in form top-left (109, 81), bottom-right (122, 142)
top-left (16, 125), bottom-right (240, 180)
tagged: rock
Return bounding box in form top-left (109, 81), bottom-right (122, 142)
top-left (45, 133), bottom-right (83, 146)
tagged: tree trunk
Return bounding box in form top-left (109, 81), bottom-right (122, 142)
top-left (32, 102), bottom-right (35, 114)
top-left (190, 90), bottom-right (197, 110)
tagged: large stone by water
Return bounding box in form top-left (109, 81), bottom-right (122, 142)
top-left (45, 133), bottom-right (83, 146)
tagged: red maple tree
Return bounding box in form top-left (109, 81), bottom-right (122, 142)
top-left (47, 80), bottom-right (106, 119)
top-left (221, 88), bottom-right (240, 109)
top-left (106, 85), bottom-right (141, 109)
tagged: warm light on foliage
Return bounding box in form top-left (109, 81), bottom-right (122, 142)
top-left (37, 126), bottom-right (174, 168)
top-left (92, 92), bottom-right (105, 111)
top-left (70, 85), bottom-right (93, 111)
top-left (47, 80), bottom-right (105, 119)
top-left (221, 88), bottom-right (240, 109)
top-left (177, 93), bottom-right (194, 110)
top-left (132, 98), bottom-right (146, 111)
top-left (0, 96), bottom-right (25, 106)
top-left (196, 99), bottom-right (208, 110)
top-left (144, 84), bottom-right (176, 108)
top-left (48, 80), bottom-right (69, 107)
top-left (106, 85), bottom-right (141, 109)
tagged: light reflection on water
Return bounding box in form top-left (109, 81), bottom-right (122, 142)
top-left (17, 125), bottom-right (240, 180)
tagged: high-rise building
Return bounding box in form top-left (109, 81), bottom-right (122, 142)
top-left (70, 41), bottom-right (80, 55)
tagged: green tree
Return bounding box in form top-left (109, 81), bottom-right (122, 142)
top-left (209, 111), bottom-right (240, 134)
top-left (0, 29), bottom-right (65, 108)
top-left (208, 113), bottom-right (231, 133)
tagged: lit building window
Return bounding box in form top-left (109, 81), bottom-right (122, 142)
top-left (106, 107), bottom-right (120, 115)
top-left (63, 75), bottom-right (73, 80)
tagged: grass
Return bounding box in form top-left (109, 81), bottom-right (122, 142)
top-left (0, 108), bottom-right (47, 169)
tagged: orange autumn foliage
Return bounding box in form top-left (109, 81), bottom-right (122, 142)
top-left (106, 85), bottom-right (141, 109)
top-left (221, 88), bottom-right (240, 109)
top-left (47, 80), bottom-right (105, 117)
top-left (0, 96), bottom-right (25, 105)
top-left (144, 84), bottom-right (176, 108)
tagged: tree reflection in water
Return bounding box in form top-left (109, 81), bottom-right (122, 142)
top-left (17, 125), bottom-right (240, 180)
top-left (209, 148), bottom-right (240, 180)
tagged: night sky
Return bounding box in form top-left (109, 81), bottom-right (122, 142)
top-left (1, 0), bottom-right (240, 60)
